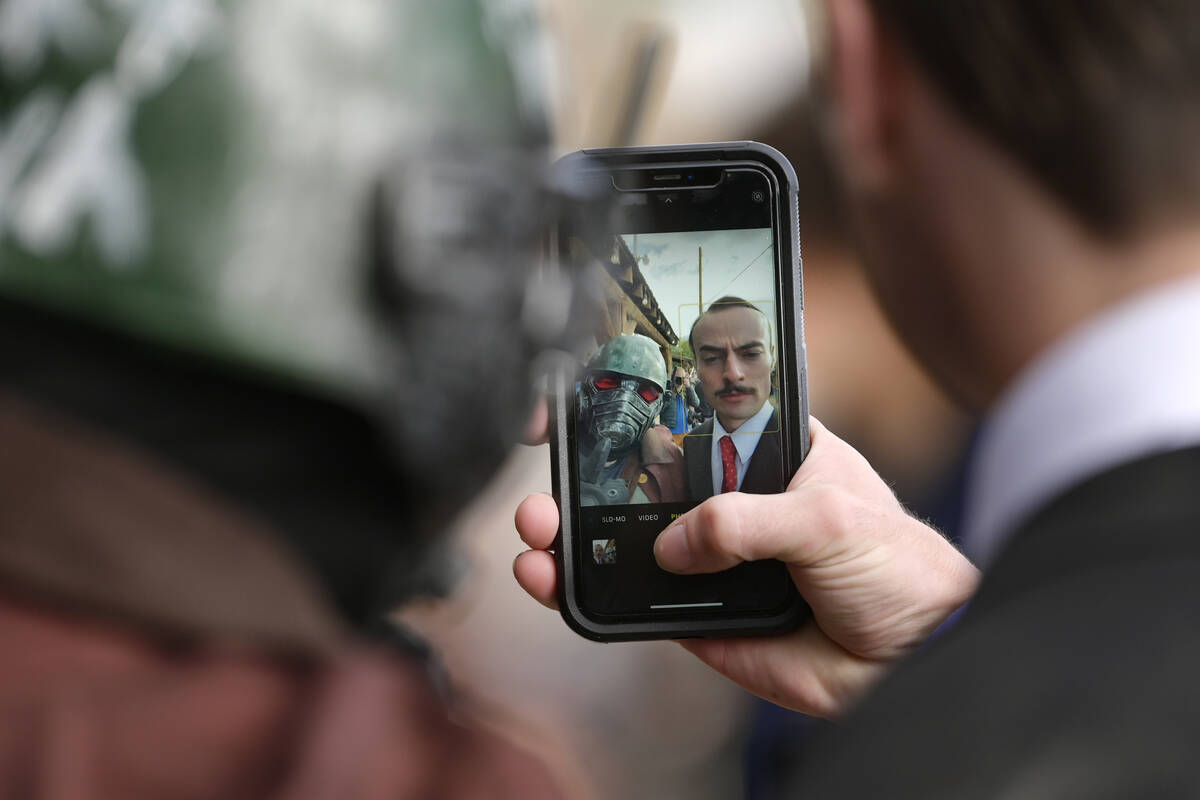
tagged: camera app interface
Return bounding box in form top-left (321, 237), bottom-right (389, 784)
top-left (570, 168), bottom-right (793, 617)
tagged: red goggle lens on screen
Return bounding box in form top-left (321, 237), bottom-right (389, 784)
top-left (638, 386), bottom-right (660, 403)
top-left (593, 376), bottom-right (621, 391)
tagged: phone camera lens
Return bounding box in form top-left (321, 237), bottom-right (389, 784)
top-left (750, 189), bottom-right (765, 203)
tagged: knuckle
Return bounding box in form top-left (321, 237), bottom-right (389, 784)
top-left (694, 494), bottom-right (746, 560)
top-left (692, 498), bottom-right (726, 547)
top-left (810, 484), bottom-right (860, 538)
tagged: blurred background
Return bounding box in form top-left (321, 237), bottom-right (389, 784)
top-left (400, 1), bottom-right (971, 798)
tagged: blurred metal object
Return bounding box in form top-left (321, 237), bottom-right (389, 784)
top-left (544, 0), bottom-right (810, 149)
top-left (608, 25), bottom-right (673, 147)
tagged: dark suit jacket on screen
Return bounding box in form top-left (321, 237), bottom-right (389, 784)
top-left (683, 409), bottom-right (783, 501)
top-left (787, 445), bottom-right (1200, 798)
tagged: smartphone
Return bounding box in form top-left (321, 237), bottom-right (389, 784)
top-left (548, 142), bottom-right (810, 641)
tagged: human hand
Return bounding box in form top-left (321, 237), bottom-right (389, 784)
top-left (513, 414), bottom-right (979, 718)
top-left (523, 397), bottom-right (550, 446)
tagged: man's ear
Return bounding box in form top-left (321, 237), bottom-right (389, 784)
top-left (825, 0), bottom-right (907, 193)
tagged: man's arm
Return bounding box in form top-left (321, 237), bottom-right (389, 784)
top-left (515, 414), bottom-right (979, 718)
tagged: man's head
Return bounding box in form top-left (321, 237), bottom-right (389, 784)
top-left (861, 1), bottom-right (1200, 236)
top-left (688, 297), bottom-right (775, 431)
top-left (818, 0), bottom-right (1200, 408)
top-left (672, 366), bottom-right (689, 388)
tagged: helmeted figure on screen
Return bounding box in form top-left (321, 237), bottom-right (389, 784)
top-left (578, 334), bottom-right (687, 506)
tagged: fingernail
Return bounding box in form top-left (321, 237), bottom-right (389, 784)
top-left (656, 520), bottom-right (692, 572)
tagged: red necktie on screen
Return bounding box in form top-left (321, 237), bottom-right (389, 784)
top-left (719, 435), bottom-right (738, 493)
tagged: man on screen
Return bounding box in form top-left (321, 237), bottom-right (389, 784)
top-left (683, 297), bottom-right (783, 500)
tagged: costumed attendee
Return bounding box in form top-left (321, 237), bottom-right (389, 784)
top-left (578, 334), bottom-right (686, 506)
top-left (0, 1), bottom-right (585, 797)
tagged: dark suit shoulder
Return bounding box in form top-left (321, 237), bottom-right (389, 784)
top-left (792, 557), bottom-right (1200, 798)
top-left (972, 445), bottom-right (1200, 618)
top-left (787, 446), bottom-right (1200, 798)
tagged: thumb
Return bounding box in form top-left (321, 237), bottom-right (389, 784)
top-left (653, 488), bottom-right (849, 574)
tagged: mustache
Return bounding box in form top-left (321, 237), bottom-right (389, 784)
top-left (714, 383), bottom-right (756, 397)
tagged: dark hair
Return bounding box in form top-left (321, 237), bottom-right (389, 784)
top-left (867, 0), bottom-right (1200, 235)
top-left (688, 296), bottom-right (770, 354)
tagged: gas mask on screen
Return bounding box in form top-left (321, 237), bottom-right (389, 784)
top-left (581, 373), bottom-right (663, 453)
top-left (577, 333), bottom-right (669, 462)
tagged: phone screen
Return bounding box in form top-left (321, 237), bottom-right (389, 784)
top-left (563, 166), bottom-right (797, 621)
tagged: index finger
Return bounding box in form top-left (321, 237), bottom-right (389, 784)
top-left (523, 396), bottom-right (550, 446)
top-left (515, 492), bottom-right (560, 550)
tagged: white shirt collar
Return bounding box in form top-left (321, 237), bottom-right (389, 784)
top-left (711, 400), bottom-right (775, 494)
top-left (963, 271), bottom-right (1200, 568)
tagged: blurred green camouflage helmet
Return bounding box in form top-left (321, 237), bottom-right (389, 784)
top-left (0, 0), bottom-right (576, 532)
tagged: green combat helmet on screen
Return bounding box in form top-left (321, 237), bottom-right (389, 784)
top-left (0, 0), bottom-right (586, 624)
top-left (577, 333), bottom-right (670, 505)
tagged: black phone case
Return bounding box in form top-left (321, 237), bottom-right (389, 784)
top-left (550, 141), bottom-right (810, 642)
